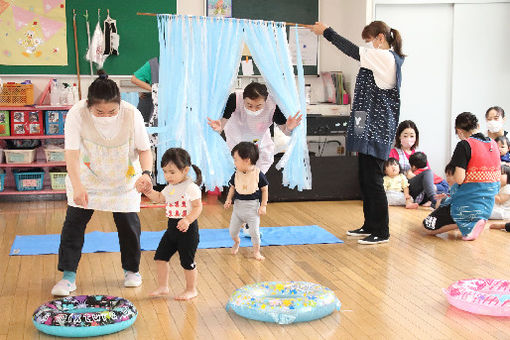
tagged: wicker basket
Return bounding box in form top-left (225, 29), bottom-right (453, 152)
top-left (0, 83), bottom-right (34, 106)
top-left (4, 149), bottom-right (36, 164)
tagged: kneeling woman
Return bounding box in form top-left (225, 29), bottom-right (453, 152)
top-left (423, 112), bottom-right (500, 240)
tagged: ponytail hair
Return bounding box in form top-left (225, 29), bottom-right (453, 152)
top-left (161, 148), bottom-right (202, 186)
top-left (191, 164), bottom-right (202, 186)
top-left (87, 69), bottom-right (121, 107)
top-left (362, 21), bottom-right (406, 58)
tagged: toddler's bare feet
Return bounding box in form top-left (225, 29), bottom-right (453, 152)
top-left (405, 202), bottom-right (419, 209)
top-left (422, 201), bottom-right (432, 207)
top-left (150, 286), bottom-right (170, 297)
top-left (174, 289), bottom-right (198, 301)
top-left (231, 238), bottom-right (240, 255)
top-left (489, 222), bottom-right (506, 230)
top-left (253, 252), bottom-right (265, 261)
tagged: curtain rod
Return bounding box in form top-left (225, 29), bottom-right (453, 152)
top-left (136, 12), bottom-right (309, 28)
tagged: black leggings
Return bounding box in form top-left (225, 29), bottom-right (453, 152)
top-left (58, 206), bottom-right (141, 273)
top-left (154, 219), bottom-right (199, 270)
top-left (423, 204), bottom-right (455, 230)
top-left (358, 153), bottom-right (389, 238)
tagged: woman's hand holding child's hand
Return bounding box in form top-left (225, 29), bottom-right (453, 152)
top-left (135, 174), bottom-right (152, 193)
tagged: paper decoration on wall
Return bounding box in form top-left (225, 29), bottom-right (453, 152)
top-left (43, 0), bottom-right (62, 13)
top-left (288, 27), bottom-right (318, 66)
top-left (0, 0), bottom-right (67, 65)
top-left (206, 0), bottom-right (232, 18)
top-left (0, 1), bottom-right (9, 16)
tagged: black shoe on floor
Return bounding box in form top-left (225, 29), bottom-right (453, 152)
top-left (346, 227), bottom-right (371, 237)
top-left (358, 235), bottom-right (389, 245)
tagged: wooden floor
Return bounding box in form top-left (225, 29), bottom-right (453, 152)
top-left (1, 199), bottom-right (510, 340)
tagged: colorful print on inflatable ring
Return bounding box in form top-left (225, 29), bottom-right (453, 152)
top-left (444, 279), bottom-right (510, 316)
top-left (226, 281), bottom-right (341, 324)
top-left (32, 295), bottom-right (137, 337)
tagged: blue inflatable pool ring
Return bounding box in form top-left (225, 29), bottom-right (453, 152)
top-left (32, 295), bottom-right (137, 337)
top-left (226, 281), bottom-right (341, 324)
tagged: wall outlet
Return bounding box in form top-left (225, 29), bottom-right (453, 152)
top-left (236, 78), bottom-right (242, 89)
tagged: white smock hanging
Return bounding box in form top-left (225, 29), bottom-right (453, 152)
top-left (103, 10), bottom-right (119, 55)
top-left (223, 91), bottom-right (277, 173)
top-left (86, 9), bottom-right (108, 68)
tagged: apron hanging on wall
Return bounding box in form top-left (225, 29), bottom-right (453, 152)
top-left (103, 10), bottom-right (119, 55)
top-left (86, 9), bottom-right (108, 68)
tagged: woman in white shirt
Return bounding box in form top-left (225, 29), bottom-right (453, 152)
top-left (51, 70), bottom-right (153, 296)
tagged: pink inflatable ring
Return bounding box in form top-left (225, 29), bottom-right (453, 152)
top-left (444, 279), bottom-right (510, 316)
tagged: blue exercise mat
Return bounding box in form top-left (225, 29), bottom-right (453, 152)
top-left (10, 225), bottom-right (342, 256)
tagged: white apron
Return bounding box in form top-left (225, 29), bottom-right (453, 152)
top-left (66, 105), bottom-right (142, 212)
top-left (223, 92), bottom-right (276, 173)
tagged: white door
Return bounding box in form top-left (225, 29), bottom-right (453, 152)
top-left (451, 3), bottom-right (510, 137)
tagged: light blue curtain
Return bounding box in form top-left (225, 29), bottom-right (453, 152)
top-left (121, 92), bottom-right (139, 108)
top-left (154, 15), bottom-right (243, 189)
top-left (243, 22), bottom-right (311, 190)
top-left (155, 15), bottom-right (311, 191)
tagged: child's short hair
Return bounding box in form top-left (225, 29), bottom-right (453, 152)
top-left (231, 142), bottom-right (259, 165)
top-left (495, 135), bottom-right (510, 146)
top-left (409, 152), bottom-right (427, 169)
top-left (384, 157), bottom-right (400, 172)
top-left (444, 163), bottom-right (456, 176)
top-left (501, 165), bottom-right (510, 178)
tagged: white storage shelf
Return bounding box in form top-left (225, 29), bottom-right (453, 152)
top-left (0, 105), bottom-right (69, 197)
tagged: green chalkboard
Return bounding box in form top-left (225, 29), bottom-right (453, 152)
top-left (0, 0), bottom-right (176, 75)
top-left (232, 0), bottom-right (319, 75)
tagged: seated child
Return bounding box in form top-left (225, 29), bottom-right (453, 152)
top-left (224, 142), bottom-right (268, 261)
top-left (496, 136), bottom-right (510, 165)
top-left (408, 152), bottom-right (448, 206)
top-left (142, 148), bottom-right (203, 300)
top-left (434, 163), bottom-right (458, 209)
top-left (383, 158), bottom-right (418, 209)
top-left (489, 165), bottom-right (510, 220)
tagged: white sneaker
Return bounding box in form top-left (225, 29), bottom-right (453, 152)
top-left (51, 279), bottom-right (77, 296)
top-left (124, 271), bottom-right (142, 287)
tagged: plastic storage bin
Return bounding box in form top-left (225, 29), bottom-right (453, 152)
top-left (13, 170), bottom-right (44, 191)
top-left (44, 147), bottom-right (65, 162)
top-left (0, 111), bottom-right (10, 136)
top-left (0, 173), bottom-right (5, 192)
top-left (0, 83), bottom-right (34, 106)
top-left (4, 149), bottom-right (36, 164)
top-left (44, 110), bottom-right (67, 135)
top-left (10, 110), bottom-right (43, 136)
top-left (49, 171), bottom-right (67, 190)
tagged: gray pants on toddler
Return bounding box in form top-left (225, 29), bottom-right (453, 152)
top-left (229, 199), bottom-right (261, 245)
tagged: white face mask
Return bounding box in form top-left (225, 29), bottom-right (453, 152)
top-left (487, 120), bottom-right (503, 133)
top-left (91, 114), bottom-right (119, 125)
top-left (245, 106), bottom-right (263, 116)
